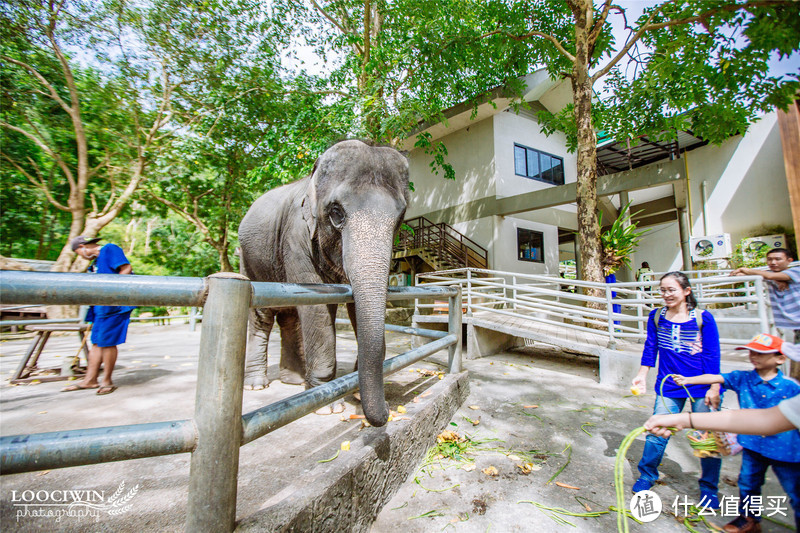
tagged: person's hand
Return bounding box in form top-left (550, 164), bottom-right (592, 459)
top-left (705, 388), bottom-right (721, 410)
top-left (644, 413), bottom-right (687, 437)
top-left (631, 375), bottom-right (646, 396)
top-left (673, 374), bottom-right (689, 386)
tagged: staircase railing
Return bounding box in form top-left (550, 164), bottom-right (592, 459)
top-left (395, 216), bottom-right (488, 270)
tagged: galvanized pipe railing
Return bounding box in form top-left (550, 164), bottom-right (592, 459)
top-left (415, 267), bottom-right (772, 346)
top-left (0, 270), bottom-right (460, 533)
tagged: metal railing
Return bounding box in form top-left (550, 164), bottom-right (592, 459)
top-left (394, 216), bottom-right (489, 270)
top-left (0, 306), bottom-right (203, 329)
top-left (414, 267), bottom-right (772, 347)
top-left (0, 270), bottom-right (461, 532)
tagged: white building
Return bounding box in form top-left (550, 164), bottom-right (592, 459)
top-left (394, 70), bottom-right (796, 282)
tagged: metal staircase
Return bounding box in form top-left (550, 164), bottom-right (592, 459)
top-left (393, 216), bottom-right (488, 271)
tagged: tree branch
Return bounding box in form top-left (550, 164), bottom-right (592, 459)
top-left (592, 0), bottom-right (792, 82)
top-left (310, 0), bottom-right (363, 55)
top-left (1, 153), bottom-right (71, 211)
top-left (146, 189), bottom-right (210, 235)
top-left (476, 29), bottom-right (576, 63)
top-left (1, 55), bottom-right (72, 113)
top-left (0, 121), bottom-right (77, 189)
top-left (642, 1), bottom-right (788, 31)
top-left (588, 0), bottom-right (618, 44)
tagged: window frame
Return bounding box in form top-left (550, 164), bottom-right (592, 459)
top-left (513, 143), bottom-right (565, 185)
top-left (517, 228), bottom-right (545, 264)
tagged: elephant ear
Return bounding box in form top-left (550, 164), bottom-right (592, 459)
top-left (301, 169), bottom-right (318, 239)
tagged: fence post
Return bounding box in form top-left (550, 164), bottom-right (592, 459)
top-left (448, 286), bottom-right (463, 373)
top-left (413, 273), bottom-right (420, 317)
top-left (512, 275), bottom-right (517, 310)
top-left (754, 277), bottom-right (773, 334)
top-left (466, 270), bottom-right (473, 317)
top-left (606, 286), bottom-right (617, 349)
top-left (186, 273), bottom-right (251, 533)
top-left (189, 306), bottom-right (198, 332)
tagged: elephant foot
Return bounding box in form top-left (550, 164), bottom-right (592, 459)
top-left (243, 374), bottom-right (269, 390)
top-left (279, 368), bottom-right (305, 385)
top-left (315, 400), bottom-right (346, 415)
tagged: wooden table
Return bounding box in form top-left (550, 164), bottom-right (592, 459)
top-left (11, 323), bottom-right (91, 384)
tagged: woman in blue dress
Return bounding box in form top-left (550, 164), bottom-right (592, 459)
top-left (630, 271), bottom-right (723, 509)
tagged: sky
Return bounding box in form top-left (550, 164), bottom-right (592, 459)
top-left (286, 1), bottom-right (800, 87)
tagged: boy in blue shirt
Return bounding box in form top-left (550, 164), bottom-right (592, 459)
top-left (675, 334), bottom-right (800, 533)
top-left (62, 236), bottom-right (135, 396)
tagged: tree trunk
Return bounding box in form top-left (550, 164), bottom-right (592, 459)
top-left (219, 250), bottom-right (233, 272)
top-left (571, 0), bottom-right (603, 293)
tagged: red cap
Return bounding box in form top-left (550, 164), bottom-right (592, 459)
top-left (735, 334), bottom-right (783, 354)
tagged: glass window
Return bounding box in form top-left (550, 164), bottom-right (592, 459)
top-left (517, 228), bottom-right (544, 263)
top-left (540, 153), bottom-right (554, 183)
top-left (513, 144), bottom-right (564, 185)
top-left (526, 148), bottom-right (539, 178)
top-left (514, 145), bottom-right (527, 176)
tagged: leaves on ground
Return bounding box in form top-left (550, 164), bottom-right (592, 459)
top-left (481, 466), bottom-right (499, 476)
top-left (408, 509), bottom-right (445, 520)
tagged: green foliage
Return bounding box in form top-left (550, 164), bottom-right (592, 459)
top-left (599, 2), bottom-right (800, 147)
top-left (413, 132), bottom-right (455, 181)
top-left (599, 203), bottom-right (649, 276)
top-left (728, 225), bottom-right (796, 270)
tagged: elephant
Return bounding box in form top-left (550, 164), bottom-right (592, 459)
top-left (238, 140), bottom-right (409, 427)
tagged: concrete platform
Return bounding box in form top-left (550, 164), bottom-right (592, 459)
top-left (1, 321), bottom-right (790, 533)
top-left (0, 322), bottom-right (463, 532)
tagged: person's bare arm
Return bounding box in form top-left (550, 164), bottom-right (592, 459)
top-left (674, 374), bottom-right (724, 386)
top-left (118, 264), bottom-right (132, 275)
top-left (730, 268), bottom-right (790, 282)
top-left (645, 407), bottom-right (795, 438)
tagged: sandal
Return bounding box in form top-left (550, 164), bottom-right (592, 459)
top-left (96, 385), bottom-right (117, 395)
top-left (61, 383), bottom-right (99, 392)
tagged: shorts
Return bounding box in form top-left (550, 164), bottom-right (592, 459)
top-left (90, 312), bottom-right (133, 347)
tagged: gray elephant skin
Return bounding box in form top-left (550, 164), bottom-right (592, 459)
top-left (238, 140), bottom-right (409, 427)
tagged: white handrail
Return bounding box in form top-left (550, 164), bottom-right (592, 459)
top-left (414, 267), bottom-right (774, 346)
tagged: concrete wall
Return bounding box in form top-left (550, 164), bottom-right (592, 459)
top-left (634, 113), bottom-right (793, 272)
top-left (493, 215), bottom-right (560, 276)
top-left (406, 117), bottom-right (495, 219)
top-left (405, 106), bottom-right (566, 274)
top-left (450, 216), bottom-right (496, 266)
top-left (493, 110), bottom-right (577, 199)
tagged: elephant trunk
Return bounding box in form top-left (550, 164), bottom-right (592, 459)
top-left (343, 208), bottom-right (396, 427)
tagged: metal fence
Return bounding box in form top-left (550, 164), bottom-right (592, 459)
top-left (0, 270), bottom-right (461, 532)
top-left (414, 267), bottom-right (772, 347)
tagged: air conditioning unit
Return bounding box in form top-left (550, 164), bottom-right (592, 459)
top-left (690, 233), bottom-right (733, 261)
top-left (741, 234), bottom-right (787, 261)
top-left (388, 273), bottom-right (409, 287)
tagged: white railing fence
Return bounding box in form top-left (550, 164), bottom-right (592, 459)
top-left (415, 268), bottom-right (773, 347)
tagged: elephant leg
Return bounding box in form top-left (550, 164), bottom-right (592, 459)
top-left (277, 310), bottom-right (305, 385)
top-left (297, 304), bottom-right (343, 415)
top-left (244, 307), bottom-right (274, 390)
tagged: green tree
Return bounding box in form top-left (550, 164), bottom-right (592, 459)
top-left (418, 0), bottom-right (799, 290)
top-left (0, 0), bottom-right (181, 272)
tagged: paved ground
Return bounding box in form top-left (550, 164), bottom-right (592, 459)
top-left (0, 321), bottom-right (794, 532)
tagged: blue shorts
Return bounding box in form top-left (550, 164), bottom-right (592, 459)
top-left (90, 312), bottom-right (132, 347)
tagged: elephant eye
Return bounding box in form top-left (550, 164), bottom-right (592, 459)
top-left (328, 204), bottom-right (345, 229)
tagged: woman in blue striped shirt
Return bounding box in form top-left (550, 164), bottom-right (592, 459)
top-left (630, 271), bottom-right (723, 509)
